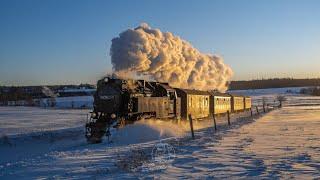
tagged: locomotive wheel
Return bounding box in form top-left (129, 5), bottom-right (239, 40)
top-left (85, 121), bottom-right (105, 144)
top-left (85, 126), bottom-right (92, 137)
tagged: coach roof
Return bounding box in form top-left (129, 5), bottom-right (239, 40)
top-left (175, 88), bottom-right (211, 95)
top-left (208, 91), bottom-right (231, 97)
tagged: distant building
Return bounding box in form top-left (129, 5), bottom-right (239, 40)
top-left (0, 84), bottom-right (95, 108)
top-left (57, 86), bottom-right (95, 97)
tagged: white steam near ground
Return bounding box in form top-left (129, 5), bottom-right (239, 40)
top-left (110, 118), bottom-right (216, 145)
top-left (110, 23), bottom-right (233, 92)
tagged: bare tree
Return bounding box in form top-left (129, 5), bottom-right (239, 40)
top-left (262, 97), bottom-right (267, 112)
top-left (47, 97), bottom-right (56, 107)
top-left (276, 95), bottom-right (286, 108)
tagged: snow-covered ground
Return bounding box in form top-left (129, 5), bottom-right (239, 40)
top-left (0, 107), bottom-right (89, 165)
top-left (0, 87), bottom-right (320, 179)
top-left (0, 106), bottom-right (89, 136)
top-left (40, 96), bottom-right (93, 109)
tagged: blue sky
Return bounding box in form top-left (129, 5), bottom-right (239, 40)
top-left (1, 0), bottom-right (319, 85)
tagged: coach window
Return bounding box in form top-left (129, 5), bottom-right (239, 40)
top-left (201, 98), bottom-right (204, 108)
top-left (205, 97), bottom-right (208, 106)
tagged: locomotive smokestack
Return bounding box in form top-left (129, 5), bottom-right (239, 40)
top-left (110, 23), bottom-right (233, 92)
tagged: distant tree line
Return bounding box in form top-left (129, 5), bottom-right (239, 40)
top-left (0, 87), bottom-right (34, 102)
top-left (0, 84), bottom-right (96, 103)
top-left (229, 78), bottom-right (320, 90)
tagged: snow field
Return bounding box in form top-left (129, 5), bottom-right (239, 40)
top-left (0, 87), bottom-right (320, 178)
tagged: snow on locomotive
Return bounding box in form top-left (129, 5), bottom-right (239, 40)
top-left (85, 77), bottom-right (251, 143)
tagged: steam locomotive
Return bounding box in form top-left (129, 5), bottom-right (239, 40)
top-left (85, 77), bottom-right (251, 143)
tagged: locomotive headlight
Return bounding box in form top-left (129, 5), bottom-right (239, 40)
top-left (104, 77), bottom-right (109, 82)
top-left (111, 113), bottom-right (116, 119)
top-left (91, 112), bottom-right (97, 118)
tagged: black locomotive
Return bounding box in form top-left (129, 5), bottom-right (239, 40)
top-left (85, 77), bottom-right (251, 143)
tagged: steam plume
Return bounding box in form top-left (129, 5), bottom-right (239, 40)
top-left (110, 23), bottom-right (233, 92)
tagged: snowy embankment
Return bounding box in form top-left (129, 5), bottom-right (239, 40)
top-left (0, 106), bottom-right (89, 136)
top-left (0, 87), bottom-right (320, 179)
top-left (0, 106), bottom-right (90, 164)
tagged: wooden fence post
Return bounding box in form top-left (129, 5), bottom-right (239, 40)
top-left (256, 106), bottom-right (259, 115)
top-left (227, 111), bottom-right (231, 126)
top-left (212, 113), bottom-right (217, 131)
top-left (188, 114), bottom-right (195, 139)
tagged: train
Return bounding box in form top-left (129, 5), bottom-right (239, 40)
top-left (85, 77), bottom-right (252, 143)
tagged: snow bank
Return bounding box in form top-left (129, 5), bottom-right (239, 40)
top-left (0, 106), bottom-right (89, 136)
top-left (40, 96), bottom-right (93, 109)
top-left (108, 116), bottom-right (231, 146)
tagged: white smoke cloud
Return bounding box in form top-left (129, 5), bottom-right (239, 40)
top-left (110, 23), bottom-right (233, 92)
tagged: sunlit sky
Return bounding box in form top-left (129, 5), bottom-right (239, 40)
top-left (1, 0), bottom-right (320, 86)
